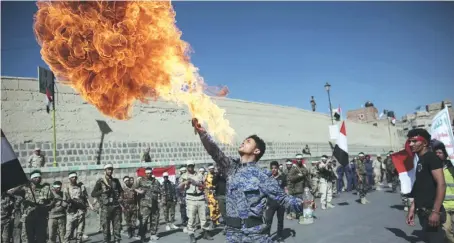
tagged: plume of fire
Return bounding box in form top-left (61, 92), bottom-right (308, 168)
top-left (33, 1), bottom-right (234, 143)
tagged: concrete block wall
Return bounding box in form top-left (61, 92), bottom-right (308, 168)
top-left (2, 76), bottom-right (400, 189)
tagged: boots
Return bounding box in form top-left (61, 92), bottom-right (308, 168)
top-left (360, 197), bottom-right (366, 204)
top-left (327, 203), bottom-right (335, 209)
top-left (189, 233), bottom-right (197, 243)
top-left (128, 228), bottom-right (133, 239)
top-left (202, 230), bottom-right (213, 240)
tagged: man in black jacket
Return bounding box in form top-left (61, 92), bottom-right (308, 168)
top-left (265, 161), bottom-right (287, 243)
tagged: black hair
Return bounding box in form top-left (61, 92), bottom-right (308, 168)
top-left (407, 128), bottom-right (431, 143)
top-left (286, 159), bottom-right (292, 162)
top-left (433, 141), bottom-right (449, 159)
top-left (270, 161), bottom-right (279, 169)
top-left (30, 169), bottom-right (41, 175)
top-left (123, 176), bottom-right (130, 181)
top-left (53, 181), bottom-right (62, 186)
top-left (321, 155), bottom-right (328, 158)
top-left (247, 134), bottom-right (266, 161)
top-left (145, 167), bottom-right (153, 171)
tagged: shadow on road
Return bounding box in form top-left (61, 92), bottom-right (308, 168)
top-left (278, 228), bottom-right (296, 240)
top-left (390, 205), bottom-right (405, 211)
top-left (385, 190), bottom-right (397, 193)
top-left (385, 227), bottom-right (424, 243)
top-left (158, 228), bottom-right (182, 238)
top-left (337, 202), bottom-right (349, 206)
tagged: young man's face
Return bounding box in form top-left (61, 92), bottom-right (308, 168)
top-left (187, 165), bottom-right (195, 173)
top-left (271, 165), bottom-right (279, 175)
top-left (435, 149), bottom-right (446, 161)
top-left (238, 137), bottom-right (259, 157)
top-left (286, 164), bottom-right (292, 170)
top-left (408, 137), bottom-right (426, 153)
top-left (105, 168), bottom-right (113, 177)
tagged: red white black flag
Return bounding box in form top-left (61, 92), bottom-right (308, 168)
top-left (1, 130), bottom-right (28, 192)
top-left (391, 140), bottom-right (418, 194)
top-left (333, 121), bottom-right (349, 166)
top-left (45, 87), bottom-right (53, 113)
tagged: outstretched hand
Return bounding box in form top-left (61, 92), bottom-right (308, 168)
top-left (192, 118), bottom-right (205, 134)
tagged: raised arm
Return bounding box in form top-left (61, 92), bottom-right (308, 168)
top-left (193, 119), bottom-right (232, 174)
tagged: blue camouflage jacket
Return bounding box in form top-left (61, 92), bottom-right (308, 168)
top-left (199, 131), bottom-right (303, 233)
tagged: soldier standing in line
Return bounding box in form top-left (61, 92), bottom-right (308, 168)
top-left (345, 158), bottom-right (357, 192)
top-left (356, 153), bottom-right (370, 204)
top-left (283, 160), bottom-right (294, 219)
top-left (287, 153), bottom-right (312, 224)
top-left (309, 160), bottom-right (320, 198)
top-left (205, 165), bottom-right (221, 226)
top-left (1, 191), bottom-right (15, 243)
top-left (64, 172), bottom-right (89, 243)
top-left (265, 161), bottom-right (287, 243)
top-left (176, 167), bottom-right (189, 227)
top-left (135, 167), bottom-right (161, 242)
top-left (11, 170), bottom-right (54, 243)
top-left (28, 147), bottom-right (45, 168)
top-left (318, 155), bottom-right (336, 210)
top-left (91, 164), bottom-right (123, 243)
top-left (122, 176), bottom-right (138, 239)
top-left (161, 172), bottom-right (179, 231)
top-left (193, 118), bottom-right (305, 242)
top-left (336, 161), bottom-right (345, 194)
top-left (178, 160), bottom-right (213, 243)
top-left (373, 155), bottom-right (383, 190)
top-left (48, 181), bottom-right (67, 243)
top-left (384, 151), bottom-right (399, 192)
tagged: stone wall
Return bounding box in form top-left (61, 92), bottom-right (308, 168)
top-left (2, 76), bottom-right (402, 172)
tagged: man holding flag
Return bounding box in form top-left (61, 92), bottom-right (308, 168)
top-left (403, 129), bottom-right (446, 243)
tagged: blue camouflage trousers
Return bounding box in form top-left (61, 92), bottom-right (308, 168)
top-left (226, 230), bottom-right (273, 243)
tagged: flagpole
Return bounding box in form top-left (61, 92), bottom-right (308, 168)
top-left (387, 116), bottom-right (394, 150)
top-left (52, 96), bottom-right (57, 167)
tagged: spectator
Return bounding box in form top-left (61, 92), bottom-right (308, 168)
top-left (28, 147), bottom-right (45, 168)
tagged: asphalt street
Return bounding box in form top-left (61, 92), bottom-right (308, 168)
top-left (83, 187), bottom-right (427, 243)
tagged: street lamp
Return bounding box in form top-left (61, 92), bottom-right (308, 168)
top-left (324, 82), bottom-right (334, 125)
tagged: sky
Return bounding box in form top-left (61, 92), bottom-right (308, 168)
top-left (2, 1), bottom-right (454, 119)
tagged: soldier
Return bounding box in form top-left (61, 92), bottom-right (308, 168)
top-left (1, 191), bottom-right (15, 243)
top-left (91, 164), bottom-right (123, 243)
top-left (142, 148), bottom-right (152, 163)
top-left (13, 170), bottom-right (54, 243)
top-left (265, 161), bottom-right (287, 243)
top-left (11, 187), bottom-right (24, 243)
top-left (64, 172), bottom-right (89, 243)
top-left (385, 151), bottom-right (399, 192)
top-left (373, 155), bottom-right (383, 190)
top-left (178, 160), bottom-right (213, 243)
top-left (135, 167), bottom-right (161, 242)
top-left (345, 158), bottom-right (357, 192)
top-left (193, 118), bottom-right (304, 242)
top-left (310, 96), bottom-right (316, 112)
top-left (287, 153), bottom-right (312, 224)
top-left (176, 167), bottom-right (188, 227)
top-left (318, 155), bottom-right (336, 210)
top-left (161, 172), bottom-right (179, 231)
top-left (48, 181), bottom-right (67, 243)
top-left (28, 147), bottom-right (45, 168)
top-left (365, 155), bottom-right (374, 191)
top-left (205, 165), bottom-right (221, 226)
top-left (309, 160), bottom-right (320, 198)
top-left (336, 161), bottom-right (345, 194)
top-left (356, 153), bottom-right (370, 204)
top-left (122, 176), bottom-right (138, 239)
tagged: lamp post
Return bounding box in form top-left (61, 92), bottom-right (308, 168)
top-left (324, 82), bottom-right (334, 125)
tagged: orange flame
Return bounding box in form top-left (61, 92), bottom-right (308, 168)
top-left (33, 1), bottom-right (234, 143)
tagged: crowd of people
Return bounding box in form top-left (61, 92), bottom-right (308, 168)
top-left (1, 121), bottom-right (453, 243)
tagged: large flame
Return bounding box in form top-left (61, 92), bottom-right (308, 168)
top-left (33, 1), bottom-right (235, 143)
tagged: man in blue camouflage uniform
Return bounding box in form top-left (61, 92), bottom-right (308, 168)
top-left (193, 119), bottom-right (304, 243)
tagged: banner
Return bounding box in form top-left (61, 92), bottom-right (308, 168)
top-left (430, 107), bottom-right (454, 162)
top-left (329, 124), bottom-right (339, 140)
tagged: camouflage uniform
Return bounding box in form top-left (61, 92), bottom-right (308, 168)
top-left (161, 179), bottom-right (177, 224)
top-left (385, 156), bottom-right (399, 192)
top-left (19, 183), bottom-right (54, 243)
top-left (1, 193), bottom-right (15, 243)
top-left (91, 176), bottom-right (123, 243)
top-left (28, 154), bottom-right (45, 168)
top-left (121, 186), bottom-right (138, 236)
top-left (356, 160), bottom-right (368, 203)
top-left (287, 164), bottom-right (311, 220)
top-left (64, 184), bottom-right (89, 243)
top-left (48, 189), bottom-right (67, 243)
top-left (198, 131), bottom-right (304, 242)
top-left (136, 177), bottom-right (161, 239)
top-left (310, 162), bottom-right (320, 196)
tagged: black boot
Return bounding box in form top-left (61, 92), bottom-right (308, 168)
top-left (128, 227), bottom-right (133, 239)
top-left (189, 233), bottom-right (197, 243)
top-left (202, 230), bottom-right (213, 240)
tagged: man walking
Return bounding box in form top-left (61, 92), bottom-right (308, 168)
top-left (193, 118), bottom-right (304, 242)
top-left (406, 129), bottom-right (446, 243)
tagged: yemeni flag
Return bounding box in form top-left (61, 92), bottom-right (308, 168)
top-left (333, 121), bottom-right (349, 166)
top-left (136, 166), bottom-right (176, 184)
top-left (1, 130), bottom-right (28, 193)
top-left (391, 140), bottom-right (418, 194)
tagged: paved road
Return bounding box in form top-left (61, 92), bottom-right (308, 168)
top-left (83, 188), bottom-right (426, 243)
